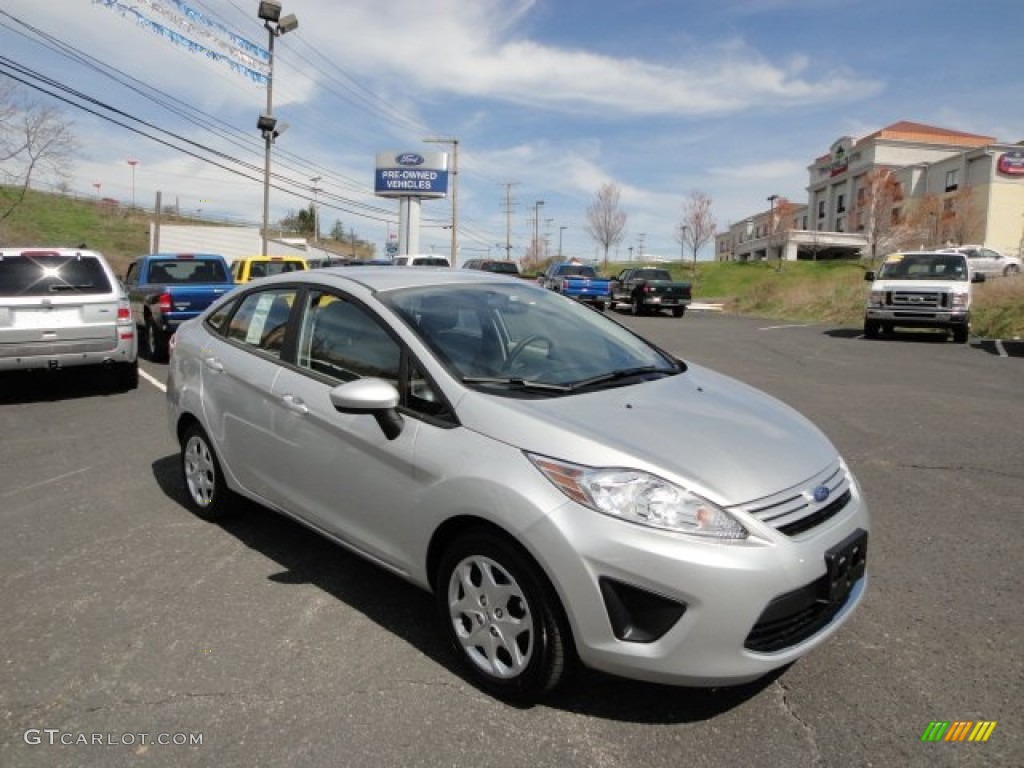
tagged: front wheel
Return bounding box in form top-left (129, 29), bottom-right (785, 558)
top-left (864, 319), bottom-right (880, 339)
top-left (437, 531), bottom-right (572, 703)
top-left (952, 325), bottom-right (969, 344)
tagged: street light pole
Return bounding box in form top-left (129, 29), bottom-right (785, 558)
top-left (559, 225), bottom-right (567, 257)
top-left (767, 194), bottom-right (780, 271)
top-left (257, 1), bottom-right (298, 257)
top-left (423, 137), bottom-right (458, 265)
top-left (127, 159), bottom-right (138, 209)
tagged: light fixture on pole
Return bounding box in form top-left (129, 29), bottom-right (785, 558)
top-left (423, 137), bottom-right (458, 265)
top-left (310, 175), bottom-right (322, 243)
top-left (559, 225), bottom-right (567, 257)
top-left (767, 194), bottom-right (780, 271)
top-left (258, 0), bottom-right (298, 257)
top-left (127, 159), bottom-right (138, 209)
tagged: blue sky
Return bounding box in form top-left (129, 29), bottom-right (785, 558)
top-left (2, 0), bottom-right (1022, 262)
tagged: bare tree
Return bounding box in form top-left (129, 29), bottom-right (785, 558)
top-left (857, 168), bottom-right (904, 264)
top-left (584, 182), bottom-right (627, 270)
top-left (677, 190), bottom-right (716, 275)
top-left (0, 83), bottom-right (79, 224)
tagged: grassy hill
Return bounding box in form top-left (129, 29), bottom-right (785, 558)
top-left (3, 187), bottom-right (1021, 338)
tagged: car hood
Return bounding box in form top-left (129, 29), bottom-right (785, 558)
top-left (454, 364), bottom-right (836, 507)
top-left (870, 278), bottom-right (967, 291)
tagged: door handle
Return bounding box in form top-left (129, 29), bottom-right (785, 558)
top-left (203, 357), bottom-right (224, 372)
top-left (281, 394), bottom-right (308, 414)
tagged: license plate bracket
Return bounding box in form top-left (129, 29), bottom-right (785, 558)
top-left (823, 528), bottom-right (867, 604)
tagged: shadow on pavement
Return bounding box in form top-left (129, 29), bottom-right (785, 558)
top-left (151, 453), bottom-right (777, 722)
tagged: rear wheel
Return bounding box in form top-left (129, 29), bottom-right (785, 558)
top-left (630, 296), bottom-right (643, 316)
top-left (112, 359), bottom-right (139, 391)
top-left (1004, 264), bottom-right (1019, 276)
top-left (180, 423), bottom-right (236, 521)
top-left (437, 530), bottom-right (572, 703)
top-left (672, 306), bottom-right (686, 318)
top-left (145, 317), bottom-right (168, 362)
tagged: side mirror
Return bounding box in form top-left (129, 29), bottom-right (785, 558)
top-left (329, 378), bottom-right (404, 440)
top-left (864, 271), bottom-right (875, 282)
top-left (972, 272), bottom-right (986, 283)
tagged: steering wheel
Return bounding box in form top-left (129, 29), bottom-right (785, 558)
top-left (503, 334), bottom-right (555, 373)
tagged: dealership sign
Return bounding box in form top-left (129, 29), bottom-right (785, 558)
top-left (997, 150), bottom-right (1024, 176)
top-left (374, 151), bottom-right (449, 198)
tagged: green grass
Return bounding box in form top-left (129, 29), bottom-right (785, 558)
top-left (4, 187), bottom-right (1022, 338)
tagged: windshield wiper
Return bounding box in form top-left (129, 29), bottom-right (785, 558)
top-left (460, 376), bottom-right (572, 392)
top-left (567, 365), bottom-right (674, 391)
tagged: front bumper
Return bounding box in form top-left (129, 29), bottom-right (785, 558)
top-left (865, 308), bottom-right (968, 329)
top-left (524, 483), bottom-right (869, 687)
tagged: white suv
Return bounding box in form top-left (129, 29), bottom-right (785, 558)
top-left (0, 247), bottom-right (138, 389)
top-left (941, 245), bottom-right (1021, 277)
top-left (392, 254), bottom-right (451, 267)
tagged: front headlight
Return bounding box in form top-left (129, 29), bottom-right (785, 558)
top-left (951, 290), bottom-right (968, 309)
top-left (528, 454), bottom-right (747, 539)
top-left (868, 289), bottom-right (885, 307)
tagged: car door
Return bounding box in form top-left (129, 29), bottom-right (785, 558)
top-left (199, 286), bottom-right (298, 499)
top-left (262, 289), bottom-right (429, 568)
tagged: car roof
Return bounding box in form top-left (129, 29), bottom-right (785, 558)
top-left (247, 265), bottom-right (521, 293)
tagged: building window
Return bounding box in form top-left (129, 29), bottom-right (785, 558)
top-left (945, 169), bottom-right (959, 192)
top-left (836, 217), bottom-right (845, 233)
top-left (837, 194), bottom-right (846, 213)
top-left (817, 201), bottom-right (825, 218)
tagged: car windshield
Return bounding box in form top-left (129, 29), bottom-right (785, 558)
top-left (877, 254), bottom-right (968, 281)
top-left (380, 282), bottom-right (681, 396)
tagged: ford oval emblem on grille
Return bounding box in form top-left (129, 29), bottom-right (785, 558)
top-left (812, 485), bottom-right (831, 503)
top-left (396, 153), bottom-right (425, 166)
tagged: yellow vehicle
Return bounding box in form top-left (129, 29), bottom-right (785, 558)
top-left (231, 255), bottom-right (308, 283)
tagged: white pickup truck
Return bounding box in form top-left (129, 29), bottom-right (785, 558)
top-left (863, 251), bottom-right (984, 343)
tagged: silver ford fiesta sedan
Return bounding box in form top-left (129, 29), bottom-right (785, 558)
top-left (166, 267), bottom-right (868, 702)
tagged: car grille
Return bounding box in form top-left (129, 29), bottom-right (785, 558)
top-left (886, 290), bottom-right (949, 309)
top-left (744, 577), bottom-right (845, 653)
top-left (731, 460), bottom-right (852, 536)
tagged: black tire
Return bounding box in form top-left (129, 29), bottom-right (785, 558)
top-left (882, 323), bottom-right (894, 335)
top-left (145, 316), bottom-right (168, 362)
top-left (437, 531), bottom-right (573, 703)
top-left (594, 302), bottom-right (606, 312)
top-left (113, 359), bottom-right (139, 391)
top-left (1004, 264), bottom-right (1019, 276)
top-left (672, 306), bottom-right (686, 318)
top-left (952, 325), bottom-right (969, 344)
top-left (863, 319), bottom-right (880, 339)
top-left (180, 423), bottom-right (235, 521)
top-left (630, 296), bottom-right (643, 316)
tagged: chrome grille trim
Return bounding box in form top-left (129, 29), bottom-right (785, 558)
top-left (730, 460), bottom-right (852, 536)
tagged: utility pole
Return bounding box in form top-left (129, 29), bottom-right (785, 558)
top-left (501, 182), bottom-right (519, 260)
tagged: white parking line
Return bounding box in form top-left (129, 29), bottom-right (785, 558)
top-left (759, 323), bottom-right (813, 331)
top-left (140, 368), bottom-right (166, 392)
top-left (994, 340), bottom-right (1008, 358)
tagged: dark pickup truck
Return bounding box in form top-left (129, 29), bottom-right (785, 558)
top-left (124, 253), bottom-right (234, 361)
top-left (611, 267), bottom-right (692, 317)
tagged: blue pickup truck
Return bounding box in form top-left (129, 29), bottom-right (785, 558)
top-left (124, 253), bottom-right (234, 361)
top-left (539, 262), bottom-right (612, 311)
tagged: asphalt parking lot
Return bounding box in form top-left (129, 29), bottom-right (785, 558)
top-left (1, 312), bottom-right (1021, 768)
